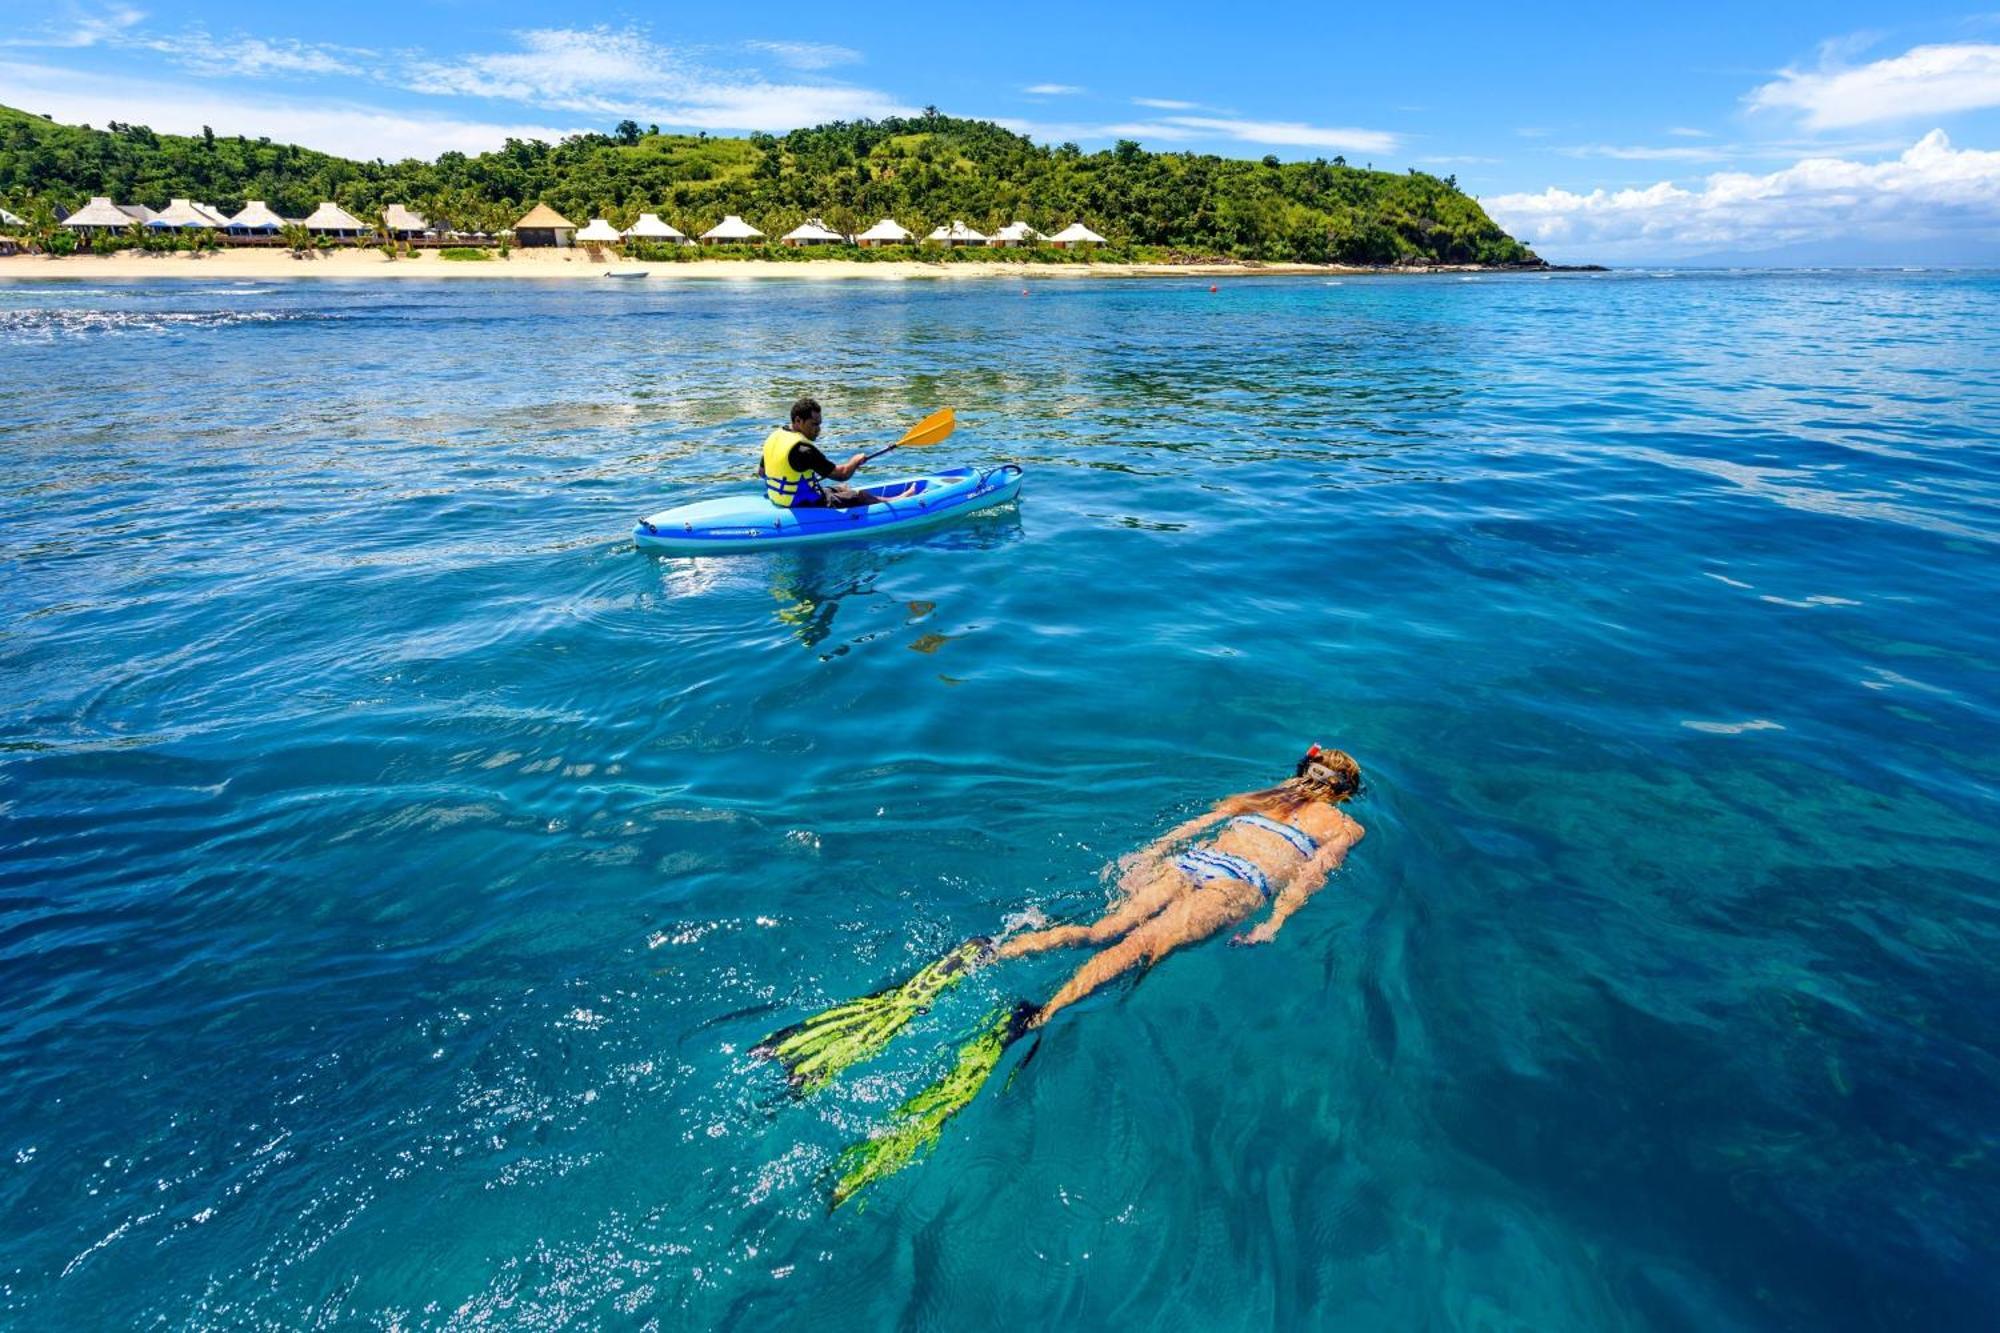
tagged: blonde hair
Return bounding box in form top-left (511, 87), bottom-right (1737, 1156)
top-left (1245, 747), bottom-right (1362, 814)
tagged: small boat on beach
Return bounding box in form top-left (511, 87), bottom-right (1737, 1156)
top-left (604, 269), bottom-right (649, 280)
top-left (634, 465), bottom-right (1023, 555)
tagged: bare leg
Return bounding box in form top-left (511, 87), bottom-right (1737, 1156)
top-left (1028, 886), bottom-right (1258, 1027)
top-left (997, 865), bottom-right (1183, 960)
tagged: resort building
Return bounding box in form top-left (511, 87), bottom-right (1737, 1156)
top-left (780, 219), bottom-right (845, 247)
top-left (383, 204), bottom-right (429, 239)
top-left (224, 201), bottom-right (286, 236)
top-left (148, 198), bottom-right (220, 230)
top-left (576, 218), bottom-right (624, 243)
top-left (302, 202), bottom-right (369, 238)
top-left (513, 204), bottom-right (577, 248)
top-left (59, 197), bottom-right (144, 236)
top-left (991, 221), bottom-right (1043, 246)
top-left (700, 215), bottom-right (764, 244)
top-left (926, 221), bottom-right (989, 247)
top-left (0, 207), bottom-right (26, 228)
top-left (855, 218), bottom-right (913, 247)
top-left (624, 213), bottom-right (687, 244)
top-left (1047, 222), bottom-right (1107, 249)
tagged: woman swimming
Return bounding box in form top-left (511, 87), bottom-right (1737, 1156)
top-left (755, 745), bottom-right (1365, 1205)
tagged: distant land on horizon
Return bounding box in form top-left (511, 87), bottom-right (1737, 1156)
top-left (0, 105), bottom-right (1541, 268)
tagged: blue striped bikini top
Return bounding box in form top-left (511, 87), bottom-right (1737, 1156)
top-left (1230, 812), bottom-right (1319, 859)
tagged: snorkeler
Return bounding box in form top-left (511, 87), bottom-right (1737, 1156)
top-left (755, 745), bottom-right (1365, 1205)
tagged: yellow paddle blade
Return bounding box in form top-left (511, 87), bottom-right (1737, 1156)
top-left (896, 407), bottom-right (956, 448)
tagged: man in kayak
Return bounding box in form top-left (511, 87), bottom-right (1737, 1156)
top-left (759, 398), bottom-right (901, 509)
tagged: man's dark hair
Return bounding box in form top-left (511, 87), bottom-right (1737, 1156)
top-left (790, 397), bottom-right (821, 425)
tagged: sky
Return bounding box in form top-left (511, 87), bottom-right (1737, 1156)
top-left (5, 1), bottom-right (2000, 262)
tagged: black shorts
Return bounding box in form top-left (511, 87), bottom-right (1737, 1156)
top-left (802, 485), bottom-right (880, 509)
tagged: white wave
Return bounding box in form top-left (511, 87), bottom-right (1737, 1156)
top-left (0, 308), bottom-right (296, 342)
top-left (1681, 719), bottom-right (1785, 734)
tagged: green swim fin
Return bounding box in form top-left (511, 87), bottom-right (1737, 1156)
top-left (830, 1002), bottom-right (1039, 1209)
top-left (754, 937), bottom-right (991, 1093)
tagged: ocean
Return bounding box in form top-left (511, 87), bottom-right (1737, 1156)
top-left (2, 270), bottom-right (1996, 1329)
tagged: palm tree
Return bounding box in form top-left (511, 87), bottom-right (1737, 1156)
top-left (23, 199), bottom-right (71, 255)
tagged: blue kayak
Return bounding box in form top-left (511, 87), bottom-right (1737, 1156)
top-left (633, 465), bottom-right (1023, 555)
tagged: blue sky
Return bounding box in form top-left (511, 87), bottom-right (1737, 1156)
top-left (5, 1), bottom-right (2000, 260)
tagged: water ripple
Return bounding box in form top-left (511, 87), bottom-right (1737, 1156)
top-left (1, 271), bottom-right (1996, 1330)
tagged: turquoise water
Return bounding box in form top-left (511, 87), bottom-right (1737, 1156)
top-left (3, 270), bottom-right (1996, 1329)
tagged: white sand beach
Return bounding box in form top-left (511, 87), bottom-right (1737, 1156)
top-left (0, 248), bottom-right (1492, 282)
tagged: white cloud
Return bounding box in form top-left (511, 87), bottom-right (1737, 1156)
top-left (141, 30), bottom-right (370, 78)
top-left (994, 113), bottom-right (1397, 154)
top-left (0, 3), bottom-right (146, 49)
top-left (1555, 136), bottom-right (1909, 167)
top-left (403, 28), bottom-right (668, 102)
top-left (1666, 126), bottom-right (1710, 138)
top-left (1420, 154), bottom-right (1500, 165)
top-left (401, 27), bottom-right (913, 131)
top-left (1562, 143), bottom-right (1724, 161)
top-left (10, 19), bottom-right (909, 135)
top-left (1486, 130), bottom-right (2000, 260)
top-left (1, 9), bottom-right (365, 77)
top-left (0, 58), bottom-right (580, 158)
top-left (745, 41), bottom-right (860, 71)
top-left (1748, 42), bottom-right (2000, 129)
top-left (5, 18), bottom-right (1400, 153)
top-left (1156, 115), bottom-right (1397, 153)
top-left (1812, 30), bottom-right (1890, 68)
top-left (990, 117), bottom-right (1125, 142)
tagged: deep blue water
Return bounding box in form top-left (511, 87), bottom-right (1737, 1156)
top-left (2, 270), bottom-right (1996, 1330)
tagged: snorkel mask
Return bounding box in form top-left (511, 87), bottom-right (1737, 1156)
top-left (1295, 743), bottom-right (1327, 779)
top-left (1294, 743), bottom-right (1360, 799)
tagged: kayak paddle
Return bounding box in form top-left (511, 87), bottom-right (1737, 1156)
top-left (861, 408), bottom-right (956, 464)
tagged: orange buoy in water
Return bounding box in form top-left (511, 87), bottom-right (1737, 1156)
top-left (1209, 284), bottom-right (1218, 293)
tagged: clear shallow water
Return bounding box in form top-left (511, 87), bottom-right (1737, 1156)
top-left (2, 270), bottom-right (1996, 1330)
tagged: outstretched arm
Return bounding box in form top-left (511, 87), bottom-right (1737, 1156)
top-left (1232, 822), bottom-right (1363, 947)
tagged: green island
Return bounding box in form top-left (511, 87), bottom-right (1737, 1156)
top-left (0, 103), bottom-right (1537, 266)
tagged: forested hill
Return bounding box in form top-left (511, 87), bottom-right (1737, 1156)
top-left (0, 104), bottom-right (1536, 265)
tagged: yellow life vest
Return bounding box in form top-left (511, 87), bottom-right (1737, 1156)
top-left (760, 427), bottom-right (823, 507)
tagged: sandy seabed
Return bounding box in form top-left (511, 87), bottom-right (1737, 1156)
top-left (0, 248), bottom-right (1481, 282)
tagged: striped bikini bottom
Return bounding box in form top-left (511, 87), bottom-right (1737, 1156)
top-left (1175, 848), bottom-right (1271, 900)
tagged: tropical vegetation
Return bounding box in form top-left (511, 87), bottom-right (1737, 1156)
top-left (0, 103), bottom-right (1536, 265)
